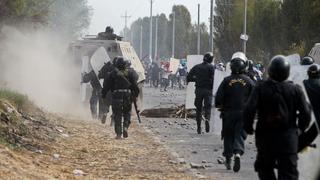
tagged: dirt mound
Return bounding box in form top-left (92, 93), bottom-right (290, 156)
top-left (0, 98), bottom-right (58, 151)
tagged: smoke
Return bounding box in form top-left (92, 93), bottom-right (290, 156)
top-left (0, 26), bottom-right (88, 117)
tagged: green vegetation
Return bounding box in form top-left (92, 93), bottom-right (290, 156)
top-left (0, 89), bottom-right (29, 110)
top-left (0, 89), bottom-right (32, 148)
top-left (214, 0), bottom-right (320, 64)
top-left (0, 0), bottom-right (92, 38)
top-left (129, 1), bottom-right (320, 63)
top-left (129, 5), bottom-right (210, 59)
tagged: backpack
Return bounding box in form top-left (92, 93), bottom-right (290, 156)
top-left (265, 83), bottom-right (290, 130)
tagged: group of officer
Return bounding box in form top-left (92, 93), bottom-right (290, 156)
top-left (187, 52), bottom-right (319, 179)
top-left (82, 56), bottom-right (139, 139)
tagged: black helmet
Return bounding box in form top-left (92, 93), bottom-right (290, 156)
top-left (248, 60), bottom-right (254, 70)
top-left (307, 64), bottom-right (320, 79)
top-left (115, 56), bottom-right (126, 70)
top-left (125, 59), bottom-right (132, 68)
top-left (230, 52), bottom-right (247, 74)
top-left (203, 52), bottom-right (214, 63)
top-left (300, 56), bottom-right (314, 65)
top-left (268, 55), bottom-right (290, 82)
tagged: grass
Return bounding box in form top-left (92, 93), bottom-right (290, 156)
top-left (0, 89), bottom-right (30, 110)
top-left (0, 89), bottom-right (31, 148)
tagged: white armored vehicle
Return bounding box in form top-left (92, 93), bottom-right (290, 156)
top-left (70, 30), bottom-right (145, 104)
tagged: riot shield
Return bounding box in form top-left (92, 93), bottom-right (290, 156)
top-left (185, 55), bottom-right (203, 109)
top-left (119, 42), bottom-right (145, 83)
top-left (90, 47), bottom-right (111, 86)
top-left (80, 56), bottom-right (92, 102)
top-left (169, 58), bottom-right (180, 74)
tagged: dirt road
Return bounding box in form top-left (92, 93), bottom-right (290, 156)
top-left (0, 116), bottom-right (193, 179)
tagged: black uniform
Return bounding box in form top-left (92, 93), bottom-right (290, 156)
top-left (215, 74), bottom-right (254, 159)
top-left (82, 71), bottom-right (104, 119)
top-left (102, 67), bottom-right (139, 138)
top-left (98, 62), bottom-right (116, 123)
top-left (303, 78), bottom-right (320, 124)
top-left (187, 62), bottom-right (215, 133)
top-left (244, 80), bottom-right (311, 180)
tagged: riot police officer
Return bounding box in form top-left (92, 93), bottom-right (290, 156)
top-left (215, 52), bottom-right (254, 172)
top-left (82, 70), bottom-right (104, 120)
top-left (187, 52), bottom-right (215, 134)
top-left (247, 60), bottom-right (263, 82)
top-left (244, 55), bottom-right (311, 180)
top-left (300, 56), bottom-right (314, 65)
top-left (102, 57), bottom-right (139, 139)
top-left (98, 58), bottom-right (117, 125)
top-left (303, 64), bottom-right (320, 123)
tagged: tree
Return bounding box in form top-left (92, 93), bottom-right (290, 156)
top-left (48, 0), bottom-right (92, 39)
top-left (0, 0), bottom-right (92, 39)
top-left (168, 5), bottom-right (192, 58)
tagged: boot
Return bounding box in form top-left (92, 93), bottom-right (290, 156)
top-left (101, 114), bottom-right (106, 124)
top-left (123, 127), bottom-right (128, 138)
top-left (197, 120), bottom-right (202, 134)
top-left (110, 115), bottom-right (114, 127)
top-left (225, 157), bottom-right (231, 170)
top-left (205, 120), bottom-right (210, 133)
top-left (115, 134), bottom-right (122, 139)
top-left (233, 154), bottom-right (241, 172)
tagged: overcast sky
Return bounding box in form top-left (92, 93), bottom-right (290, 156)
top-left (88, 0), bottom-right (213, 35)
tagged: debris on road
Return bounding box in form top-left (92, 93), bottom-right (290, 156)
top-left (190, 163), bottom-right (205, 169)
top-left (141, 104), bottom-right (196, 118)
top-left (73, 169), bottom-right (87, 176)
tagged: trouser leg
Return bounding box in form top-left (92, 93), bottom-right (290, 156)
top-left (233, 119), bottom-right (246, 155)
top-left (203, 90), bottom-right (212, 133)
top-left (113, 111), bottom-right (122, 136)
top-left (277, 153), bottom-right (298, 180)
top-left (203, 90), bottom-right (213, 120)
top-left (90, 93), bottom-right (98, 119)
top-left (112, 96), bottom-right (123, 136)
top-left (223, 130), bottom-right (234, 159)
top-left (194, 89), bottom-right (204, 134)
top-left (255, 151), bottom-right (277, 180)
top-left (98, 96), bottom-right (107, 120)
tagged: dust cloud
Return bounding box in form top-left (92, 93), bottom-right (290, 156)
top-left (0, 26), bottom-right (89, 118)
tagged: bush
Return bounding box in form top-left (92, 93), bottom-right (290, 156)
top-left (0, 89), bottom-right (29, 110)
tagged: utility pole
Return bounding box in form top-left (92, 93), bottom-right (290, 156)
top-left (197, 4), bottom-right (201, 55)
top-left (154, 16), bottom-right (158, 60)
top-left (209, 0), bottom-right (214, 52)
top-left (140, 25), bottom-right (143, 59)
top-left (121, 11), bottom-right (131, 41)
top-left (242, 0), bottom-right (248, 55)
top-left (172, 11), bottom-right (176, 58)
top-left (149, 0), bottom-right (153, 63)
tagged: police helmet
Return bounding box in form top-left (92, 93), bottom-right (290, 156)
top-left (268, 55), bottom-right (290, 82)
top-left (307, 64), bottom-right (320, 79)
top-left (300, 56), bottom-right (314, 65)
top-left (125, 59), bottom-right (132, 68)
top-left (115, 56), bottom-right (126, 70)
top-left (230, 52), bottom-right (247, 74)
top-left (203, 52), bottom-right (214, 63)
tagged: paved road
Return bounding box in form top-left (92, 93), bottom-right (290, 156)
top-left (142, 87), bottom-right (257, 179)
top-left (142, 86), bottom-right (320, 180)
